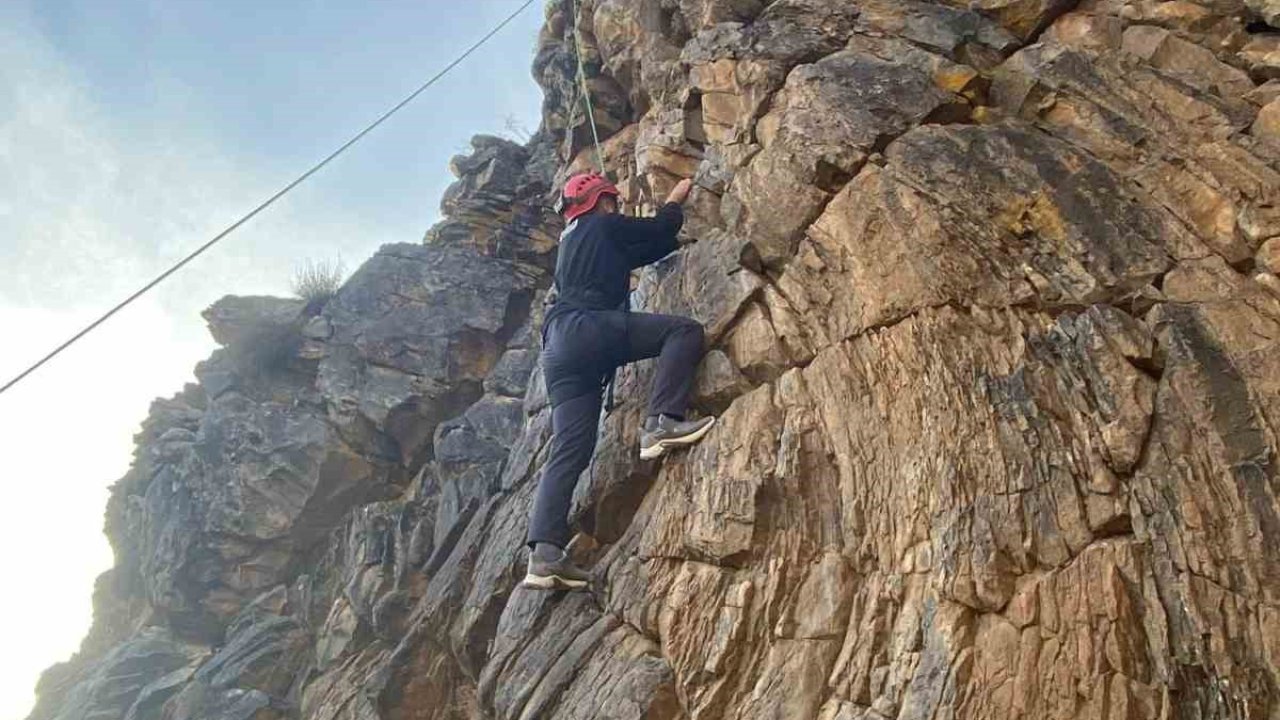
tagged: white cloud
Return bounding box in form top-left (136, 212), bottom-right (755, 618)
top-left (0, 15), bottom-right (391, 720)
top-left (0, 301), bottom-right (211, 720)
top-left (0, 14), bottom-right (392, 311)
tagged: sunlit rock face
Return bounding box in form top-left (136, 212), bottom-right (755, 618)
top-left (28, 1), bottom-right (1280, 719)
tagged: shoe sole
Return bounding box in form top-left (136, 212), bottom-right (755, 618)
top-left (639, 417), bottom-right (717, 460)
top-left (520, 573), bottom-right (590, 591)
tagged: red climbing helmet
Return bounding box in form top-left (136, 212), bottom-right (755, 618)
top-left (560, 172), bottom-right (619, 221)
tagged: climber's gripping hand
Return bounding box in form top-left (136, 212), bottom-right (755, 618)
top-left (665, 178), bottom-right (693, 206)
top-left (666, 179), bottom-right (699, 246)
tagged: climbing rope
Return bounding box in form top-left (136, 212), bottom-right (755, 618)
top-left (569, 1), bottom-right (607, 174)
top-left (567, 5), bottom-right (630, 413)
top-left (559, 56), bottom-right (584, 162)
top-left (0, 0), bottom-right (537, 399)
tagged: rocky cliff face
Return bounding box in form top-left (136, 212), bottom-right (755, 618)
top-left (28, 1), bottom-right (1280, 719)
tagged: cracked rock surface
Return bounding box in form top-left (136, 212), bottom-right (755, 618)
top-left (28, 1), bottom-right (1280, 719)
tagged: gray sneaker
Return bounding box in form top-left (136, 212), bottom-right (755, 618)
top-left (521, 549), bottom-right (591, 591)
top-left (639, 414), bottom-right (716, 460)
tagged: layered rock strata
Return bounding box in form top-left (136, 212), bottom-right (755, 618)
top-left (29, 1), bottom-right (1280, 719)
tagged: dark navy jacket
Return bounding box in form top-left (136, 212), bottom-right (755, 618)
top-left (541, 203), bottom-right (684, 405)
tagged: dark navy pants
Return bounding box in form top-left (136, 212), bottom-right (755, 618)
top-left (527, 310), bottom-right (704, 548)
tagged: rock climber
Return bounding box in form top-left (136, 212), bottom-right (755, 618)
top-left (522, 171), bottom-right (716, 591)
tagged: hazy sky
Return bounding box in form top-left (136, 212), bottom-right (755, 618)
top-left (0, 1), bottom-right (544, 716)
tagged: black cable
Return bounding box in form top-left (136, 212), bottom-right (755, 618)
top-left (0, 0), bottom-right (537, 398)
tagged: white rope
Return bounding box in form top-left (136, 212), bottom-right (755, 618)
top-left (570, 3), bottom-right (606, 174)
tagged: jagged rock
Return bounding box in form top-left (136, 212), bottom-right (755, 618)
top-left (196, 296), bottom-right (314, 399)
top-left (588, 0), bottom-right (685, 117)
top-left (771, 124), bottom-right (1174, 347)
top-left (1241, 33), bottom-right (1280, 81)
top-left (1260, 237), bottom-right (1280, 272)
top-left (157, 683), bottom-right (275, 720)
top-left (693, 348), bottom-right (751, 413)
top-left (317, 242), bottom-right (539, 466)
top-left (994, 35), bottom-right (1277, 264)
top-left (429, 394), bottom-right (526, 548)
top-left (635, 228), bottom-right (763, 343)
top-left (677, 0), bottom-right (764, 30)
top-left (157, 590), bottom-right (307, 720)
top-left (194, 593), bottom-right (309, 701)
top-left (93, 296), bottom-right (400, 640)
top-left (857, 0), bottom-right (1021, 68)
top-left (680, 0), bottom-right (862, 150)
top-left (27, 628), bottom-right (205, 720)
top-left (970, 0), bottom-right (1079, 40)
top-left (430, 136), bottom-right (560, 267)
top-left (31, 2), bottom-right (1280, 720)
top-left (1256, 96), bottom-right (1280, 145)
top-left (1248, 0), bottom-right (1280, 26)
top-left (202, 296), bottom-right (307, 349)
top-left (727, 42), bottom-right (962, 266)
top-left (1247, 78), bottom-right (1280, 106)
top-left (485, 348), bottom-right (539, 398)
top-left (1122, 24), bottom-right (1256, 98)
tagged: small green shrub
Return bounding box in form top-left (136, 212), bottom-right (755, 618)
top-left (291, 258), bottom-right (346, 305)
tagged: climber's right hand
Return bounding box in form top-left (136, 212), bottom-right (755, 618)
top-left (665, 179), bottom-right (693, 206)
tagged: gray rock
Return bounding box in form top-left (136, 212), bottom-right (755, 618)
top-left (159, 682), bottom-right (275, 720)
top-left (29, 628), bottom-right (204, 720)
top-left (109, 380), bottom-right (395, 640)
top-left (434, 395), bottom-right (525, 467)
top-left (318, 243), bottom-right (539, 466)
top-left (202, 296), bottom-right (307, 349)
top-left (485, 348), bottom-right (540, 397)
top-left (195, 611), bottom-right (307, 698)
top-left (856, 0), bottom-right (1019, 68)
top-left (682, 0), bottom-right (862, 67)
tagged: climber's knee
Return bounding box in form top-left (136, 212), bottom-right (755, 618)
top-left (672, 317), bottom-right (704, 347)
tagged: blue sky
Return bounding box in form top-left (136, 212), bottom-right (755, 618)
top-left (0, 1), bottom-right (545, 716)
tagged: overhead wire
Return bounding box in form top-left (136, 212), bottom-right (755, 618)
top-left (0, 0), bottom-right (538, 399)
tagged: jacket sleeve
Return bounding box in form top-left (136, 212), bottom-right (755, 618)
top-left (610, 203), bottom-right (684, 269)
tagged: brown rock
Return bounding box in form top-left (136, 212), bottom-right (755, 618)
top-left (640, 383), bottom-right (779, 561)
top-left (1121, 25), bottom-right (1255, 98)
top-left (693, 348), bottom-right (752, 413)
top-left (775, 124), bottom-right (1172, 346)
top-left (1240, 33), bottom-right (1280, 80)
top-left (1043, 11), bottom-right (1125, 51)
top-left (1245, 78), bottom-right (1280, 106)
top-left (677, 0), bottom-right (765, 31)
top-left (723, 302), bottom-right (790, 383)
top-left (1254, 97), bottom-right (1280, 145)
top-left (969, 0), bottom-right (1078, 40)
top-left (729, 44), bottom-right (959, 267)
top-left (856, 0), bottom-right (1021, 67)
top-left (1259, 237), bottom-right (1280, 273)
